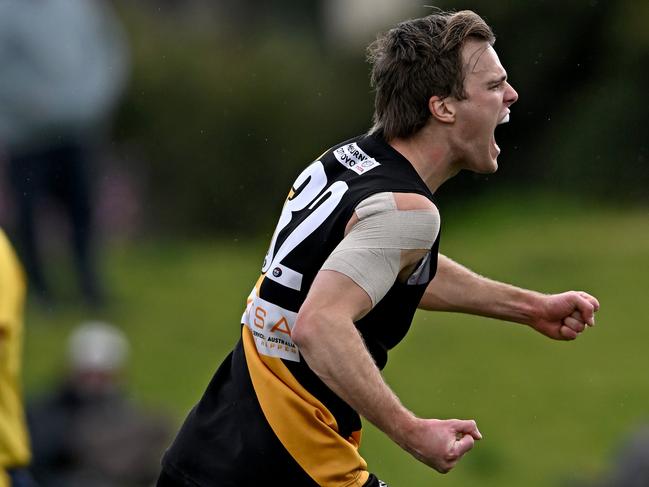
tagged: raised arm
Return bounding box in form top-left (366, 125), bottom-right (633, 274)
top-left (292, 270), bottom-right (481, 473)
top-left (292, 192), bottom-right (481, 473)
top-left (419, 254), bottom-right (600, 340)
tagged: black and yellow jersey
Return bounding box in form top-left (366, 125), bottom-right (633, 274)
top-left (162, 133), bottom-right (441, 486)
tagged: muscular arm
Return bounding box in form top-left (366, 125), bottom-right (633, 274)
top-left (292, 192), bottom-right (482, 473)
top-left (292, 270), bottom-right (481, 473)
top-left (420, 254), bottom-right (600, 340)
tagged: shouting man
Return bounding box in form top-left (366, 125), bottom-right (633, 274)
top-left (159, 10), bottom-right (599, 487)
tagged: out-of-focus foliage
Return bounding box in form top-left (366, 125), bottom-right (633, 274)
top-left (114, 5), bottom-right (370, 236)
top-left (113, 1), bottom-right (649, 236)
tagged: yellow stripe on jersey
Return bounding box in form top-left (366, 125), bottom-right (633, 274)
top-left (247, 274), bottom-right (265, 306)
top-left (242, 326), bottom-right (369, 487)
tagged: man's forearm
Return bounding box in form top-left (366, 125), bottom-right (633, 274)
top-left (292, 309), bottom-right (416, 448)
top-left (292, 270), bottom-right (483, 471)
top-left (419, 254), bottom-right (544, 325)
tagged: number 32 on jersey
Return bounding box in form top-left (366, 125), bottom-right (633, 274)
top-left (243, 161), bottom-right (348, 361)
top-left (261, 161), bottom-right (348, 292)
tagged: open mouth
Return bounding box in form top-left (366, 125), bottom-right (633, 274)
top-left (491, 112), bottom-right (510, 158)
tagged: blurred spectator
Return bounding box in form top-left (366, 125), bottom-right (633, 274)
top-left (0, 229), bottom-right (35, 487)
top-left (595, 426), bottom-right (649, 487)
top-left (0, 0), bottom-right (130, 308)
top-left (27, 322), bottom-right (172, 487)
top-left (565, 426), bottom-right (649, 487)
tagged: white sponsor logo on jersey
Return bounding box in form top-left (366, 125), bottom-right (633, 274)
top-left (242, 290), bottom-right (300, 362)
top-left (333, 142), bottom-right (380, 175)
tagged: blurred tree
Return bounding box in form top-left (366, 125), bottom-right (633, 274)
top-left (113, 0), bottom-right (649, 236)
top-left (114, 5), bottom-right (370, 235)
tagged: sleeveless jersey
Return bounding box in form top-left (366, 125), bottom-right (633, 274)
top-left (162, 133), bottom-right (441, 487)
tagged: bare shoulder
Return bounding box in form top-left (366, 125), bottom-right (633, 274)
top-left (345, 191), bottom-right (438, 235)
top-left (392, 192), bottom-right (439, 213)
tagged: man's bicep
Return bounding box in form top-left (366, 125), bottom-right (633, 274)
top-left (299, 269), bottom-right (373, 324)
top-left (320, 246), bottom-right (400, 307)
top-left (321, 201), bottom-right (439, 307)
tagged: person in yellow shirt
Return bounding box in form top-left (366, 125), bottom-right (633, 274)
top-left (0, 229), bottom-right (33, 487)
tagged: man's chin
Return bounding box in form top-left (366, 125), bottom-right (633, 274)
top-left (474, 158), bottom-right (499, 174)
top-left (460, 153), bottom-right (499, 174)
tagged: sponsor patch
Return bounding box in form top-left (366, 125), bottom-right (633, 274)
top-left (242, 291), bottom-right (300, 362)
top-left (333, 142), bottom-right (380, 175)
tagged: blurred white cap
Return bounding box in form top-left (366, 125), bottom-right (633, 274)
top-left (68, 321), bottom-right (129, 372)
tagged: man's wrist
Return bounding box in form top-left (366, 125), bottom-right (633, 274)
top-left (385, 407), bottom-right (419, 450)
top-left (518, 289), bottom-right (546, 326)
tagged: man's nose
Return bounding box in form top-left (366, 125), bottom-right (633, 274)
top-left (505, 82), bottom-right (518, 106)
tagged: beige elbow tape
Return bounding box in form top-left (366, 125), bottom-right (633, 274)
top-left (321, 192), bottom-right (439, 306)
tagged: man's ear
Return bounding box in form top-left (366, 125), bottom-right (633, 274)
top-left (429, 95), bottom-right (456, 124)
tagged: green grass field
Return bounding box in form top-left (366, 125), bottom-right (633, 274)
top-left (23, 196), bottom-right (649, 486)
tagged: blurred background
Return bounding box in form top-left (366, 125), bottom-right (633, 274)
top-left (0, 0), bottom-right (648, 486)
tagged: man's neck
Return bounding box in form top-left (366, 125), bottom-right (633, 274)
top-left (388, 126), bottom-right (459, 193)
